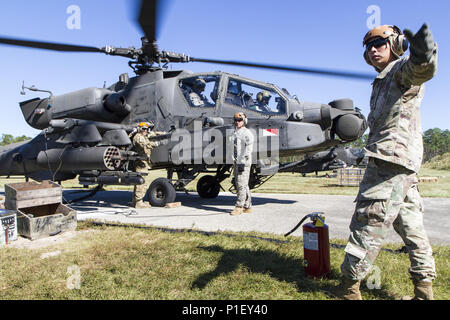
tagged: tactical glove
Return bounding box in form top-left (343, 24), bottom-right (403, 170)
top-left (404, 23), bottom-right (435, 64)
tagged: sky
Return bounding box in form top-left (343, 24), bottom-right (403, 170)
top-left (0, 0), bottom-right (448, 138)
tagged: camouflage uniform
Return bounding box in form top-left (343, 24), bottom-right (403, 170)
top-left (132, 130), bottom-right (163, 205)
top-left (232, 126), bottom-right (254, 209)
top-left (341, 44), bottom-right (438, 283)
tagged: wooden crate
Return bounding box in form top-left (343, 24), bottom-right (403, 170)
top-left (16, 203), bottom-right (77, 240)
top-left (4, 180), bottom-right (62, 210)
top-left (337, 168), bottom-right (365, 187)
top-left (419, 176), bottom-right (438, 183)
top-left (4, 180), bottom-right (77, 240)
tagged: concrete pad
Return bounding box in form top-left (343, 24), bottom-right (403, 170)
top-left (61, 190), bottom-right (450, 245)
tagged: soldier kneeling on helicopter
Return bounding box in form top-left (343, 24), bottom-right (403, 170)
top-left (230, 112), bottom-right (254, 215)
top-left (131, 122), bottom-right (166, 209)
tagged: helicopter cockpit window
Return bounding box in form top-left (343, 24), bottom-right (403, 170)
top-left (225, 79), bottom-right (286, 115)
top-left (179, 75), bottom-right (219, 108)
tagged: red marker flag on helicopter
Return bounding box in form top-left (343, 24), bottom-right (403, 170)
top-left (263, 128), bottom-right (278, 136)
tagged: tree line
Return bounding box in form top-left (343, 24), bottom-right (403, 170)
top-left (422, 128), bottom-right (450, 162)
top-left (0, 134), bottom-right (32, 146)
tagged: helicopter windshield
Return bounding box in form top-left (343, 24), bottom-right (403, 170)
top-left (179, 75), bottom-right (219, 108)
top-left (225, 79), bottom-right (286, 115)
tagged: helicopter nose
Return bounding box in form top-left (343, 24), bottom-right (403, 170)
top-left (284, 121), bottom-right (328, 152)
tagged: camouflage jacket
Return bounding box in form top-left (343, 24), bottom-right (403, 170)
top-left (364, 47), bottom-right (438, 173)
top-left (231, 127), bottom-right (254, 167)
top-left (132, 131), bottom-right (165, 168)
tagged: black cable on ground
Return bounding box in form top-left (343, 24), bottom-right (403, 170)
top-left (63, 184), bottom-right (104, 204)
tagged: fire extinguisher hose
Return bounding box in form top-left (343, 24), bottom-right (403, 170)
top-left (284, 214), bottom-right (312, 237)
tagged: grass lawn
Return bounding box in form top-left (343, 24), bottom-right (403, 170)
top-left (0, 168), bottom-right (448, 301)
top-left (0, 221), bottom-right (448, 300)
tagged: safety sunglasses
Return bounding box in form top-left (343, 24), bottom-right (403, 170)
top-left (366, 38), bottom-right (388, 50)
top-left (234, 118), bottom-right (244, 122)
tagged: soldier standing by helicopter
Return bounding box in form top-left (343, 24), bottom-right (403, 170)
top-left (131, 122), bottom-right (165, 208)
top-left (230, 112), bottom-right (254, 216)
top-left (334, 24), bottom-right (437, 300)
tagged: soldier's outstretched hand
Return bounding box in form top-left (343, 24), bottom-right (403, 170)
top-left (404, 23), bottom-right (435, 64)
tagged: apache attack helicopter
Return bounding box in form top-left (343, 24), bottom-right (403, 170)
top-left (0, 0), bottom-right (369, 207)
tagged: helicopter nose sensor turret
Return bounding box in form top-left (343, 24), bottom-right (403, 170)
top-left (287, 98), bottom-right (366, 148)
top-left (328, 99), bottom-right (367, 141)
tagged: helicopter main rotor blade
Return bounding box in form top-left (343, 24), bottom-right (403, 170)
top-left (191, 57), bottom-right (374, 80)
top-left (137, 0), bottom-right (158, 42)
top-left (0, 36), bottom-right (103, 53)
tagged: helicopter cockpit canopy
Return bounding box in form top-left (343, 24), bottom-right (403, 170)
top-left (179, 75), bottom-right (220, 108)
top-left (225, 78), bottom-right (286, 115)
top-left (178, 73), bottom-right (287, 116)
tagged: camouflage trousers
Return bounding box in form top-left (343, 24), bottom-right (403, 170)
top-left (234, 164), bottom-right (252, 209)
top-left (341, 158), bottom-right (436, 282)
top-left (133, 164), bottom-right (150, 204)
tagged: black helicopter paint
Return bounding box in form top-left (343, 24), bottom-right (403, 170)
top-left (0, 0), bottom-right (369, 206)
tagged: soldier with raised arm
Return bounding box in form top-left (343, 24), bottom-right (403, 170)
top-left (334, 24), bottom-right (437, 300)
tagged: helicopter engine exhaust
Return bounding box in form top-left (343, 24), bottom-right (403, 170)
top-left (36, 146), bottom-right (121, 171)
top-left (103, 93), bottom-right (131, 116)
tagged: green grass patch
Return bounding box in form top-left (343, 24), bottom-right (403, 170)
top-left (2, 167), bottom-right (448, 198)
top-left (0, 222), bottom-right (448, 300)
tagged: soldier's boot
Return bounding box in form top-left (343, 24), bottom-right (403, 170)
top-left (230, 206), bottom-right (244, 216)
top-left (414, 281), bottom-right (433, 300)
top-left (134, 200), bottom-right (152, 209)
top-left (243, 207), bottom-right (252, 214)
top-left (413, 280), bottom-right (434, 300)
top-left (329, 278), bottom-right (362, 300)
top-left (401, 280), bottom-right (434, 300)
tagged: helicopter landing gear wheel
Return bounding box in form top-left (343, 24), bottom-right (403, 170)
top-left (196, 175), bottom-right (221, 199)
top-left (148, 178), bottom-right (176, 207)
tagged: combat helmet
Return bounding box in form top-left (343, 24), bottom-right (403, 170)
top-left (256, 90), bottom-right (271, 103)
top-left (138, 121), bottom-right (154, 130)
top-left (363, 25), bottom-right (408, 68)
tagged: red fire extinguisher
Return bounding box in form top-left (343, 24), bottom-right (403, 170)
top-left (285, 212), bottom-right (331, 278)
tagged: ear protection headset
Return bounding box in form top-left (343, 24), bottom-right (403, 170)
top-left (234, 112), bottom-right (248, 125)
top-left (389, 25), bottom-right (409, 57)
top-left (363, 25), bottom-right (409, 69)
